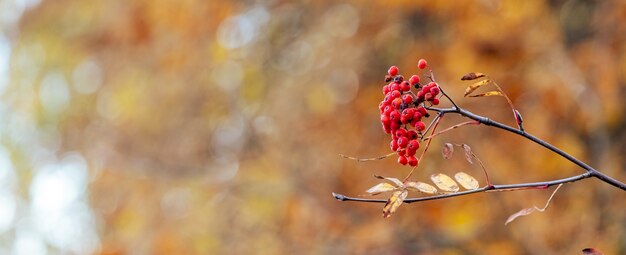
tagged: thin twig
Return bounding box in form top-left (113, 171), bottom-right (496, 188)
top-left (340, 152), bottom-right (396, 162)
top-left (422, 121), bottom-right (479, 141)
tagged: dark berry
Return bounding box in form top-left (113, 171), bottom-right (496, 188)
top-left (394, 75), bottom-right (404, 83)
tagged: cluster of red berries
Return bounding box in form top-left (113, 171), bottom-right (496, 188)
top-left (378, 59), bottom-right (440, 167)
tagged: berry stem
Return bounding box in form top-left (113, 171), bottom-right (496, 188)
top-left (422, 120), bottom-right (480, 141)
top-left (403, 113), bottom-right (443, 182)
top-left (340, 152), bottom-right (396, 162)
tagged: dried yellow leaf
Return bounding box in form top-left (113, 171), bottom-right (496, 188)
top-left (454, 172), bottom-right (479, 190)
top-left (430, 173), bottom-right (459, 192)
top-left (464, 79), bottom-right (490, 97)
top-left (405, 181), bottom-right (438, 194)
top-left (468, 91), bottom-right (503, 97)
top-left (366, 182), bottom-right (398, 195)
top-left (382, 190), bottom-right (408, 218)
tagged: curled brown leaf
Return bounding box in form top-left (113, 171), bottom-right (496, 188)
top-left (460, 72), bottom-right (486, 81)
top-left (462, 144), bottom-right (473, 164)
top-left (442, 143), bottom-right (454, 159)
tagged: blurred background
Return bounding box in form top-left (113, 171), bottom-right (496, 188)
top-left (0, 0), bottom-right (625, 254)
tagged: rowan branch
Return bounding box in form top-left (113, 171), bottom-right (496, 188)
top-left (333, 172), bottom-right (592, 204)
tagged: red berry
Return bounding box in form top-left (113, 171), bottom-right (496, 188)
top-left (390, 139), bottom-right (399, 151)
top-left (415, 121), bottom-right (426, 131)
top-left (390, 121), bottom-right (400, 131)
top-left (409, 75), bottom-right (420, 85)
top-left (391, 98), bottom-right (403, 109)
top-left (395, 128), bottom-right (407, 137)
top-left (390, 83), bottom-right (399, 92)
top-left (380, 115), bottom-right (390, 125)
top-left (406, 148), bottom-right (416, 156)
top-left (413, 111), bottom-right (422, 121)
top-left (383, 94), bottom-right (393, 104)
top-left (407, 130), bottom-right (418, 140)
top-left (408, 140), bottom-right (420, 151)
top-left (403, 94), bottom-right (414, 104)
top-left (408, 156), bottom-right (418, 167)
top-left (424, 92), bottom-right (433, 101)
top-left (397, 137), bottom-right (409, 148)
top-left (397, 149), bottom-right (406, 156)
top-left (432, 98), bottom-right (440, 105)
top-left (383, 85), bottom-right (390, 95)
top-left (416, 92), bottom-right (423, 100)
top-left (391, 90), bottom-right (401, 98)
top-left (399, 81), bottom-right (411, 92)
top-left (389, 110), bottom-right (400, 121)
top-left (417, 107), bottom-right (427, 116)
top-left (383, 125), bottom-right (391, 134)
top-left (428, 81), bottom-right (437, 87)
top-left (388, 66), bottom-right (399, 76)
top-left (417, 59), bottom-right (427, 69)
top-left (397, 155), bottom-right (408, 165)
top-left (430, 86), bottom-right (440, 96)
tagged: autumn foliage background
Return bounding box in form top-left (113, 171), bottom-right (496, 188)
top-left (1, 0), bottom-right (625, 254)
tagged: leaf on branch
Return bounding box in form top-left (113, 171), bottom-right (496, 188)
top-left (505, 184), bottom-right (563, 225)
top-left (464, 79), bottom-right (490, 97)
top-left (383, 190), bottom-right (408, 218)
top-left (468, 91), bottom-right (503, 97)
top-left (442, 143), bottom-right (454, 159)
top-left (366, 183), bottom-right (398, 195)
top-left (430, 173), bottom-right (459, 192)
top-left (454, 172), bottom-right (479, 190)
top-left (462, 144), bottom-right (473, 164)
top-left (460, 72), bottom-right (486, 81)
top-left (374, 175), bottom-right (404, 188)
top-left (582, 248), bottom-right (604, 255)
top-left (405, 181), bottom-right (438, 194)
